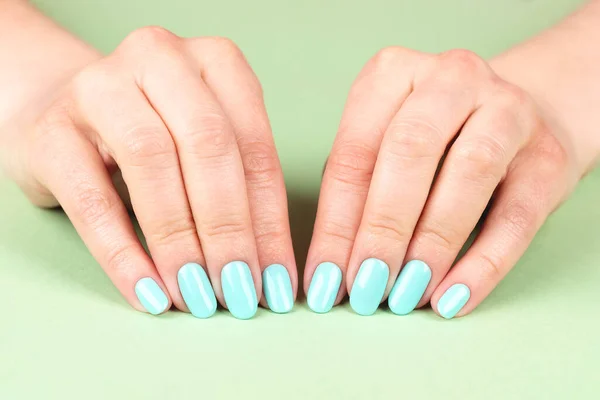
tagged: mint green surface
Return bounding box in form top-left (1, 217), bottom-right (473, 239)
top-left (263, 264), bottom-right (294, 313)
top-left (350, 258), bottom-right (390, 316)
top-left (178, 263), bottom-right (217, 318)
top-left (388, 260), bottom-right (433, 315)
top-left (1, 0), bottom-right (599, 398)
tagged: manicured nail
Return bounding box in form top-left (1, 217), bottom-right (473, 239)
top-left (177, 263), bottom-right (217, 319)
top-left (349, 258), bottom-right (389, 316)
top-left (221, 261), bottom-right (258, 320)
top-left (388, 260), bottom-right (432, 315)
top-left (263, 264), bottom-right (294, 313)
top-left (307, 262), bottom-right (342, 313)
top-left (135, 277), bottom-right (168, 315)
top-left (437, 283), bottom-right (471, 319)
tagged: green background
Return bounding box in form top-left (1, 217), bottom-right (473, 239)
top-left (1, 0), bottom-right (598, 398)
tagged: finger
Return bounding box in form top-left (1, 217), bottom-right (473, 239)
top-left (187, 38), bottom-right (295, 313)
top-left (347, 50), bottom-right (488, 316)
top-left (73, 56), bottom-right (216, 318)
top-left (119, 29), bottom-right (261, 319)
top-left (431, 134), bottom-right (570, 318)
top-left (32, 112), bottom-right (171, 315)
top-left (392, 83), bottom-right (534, 315)
top-left (304, 47), bottom-right (423, 313)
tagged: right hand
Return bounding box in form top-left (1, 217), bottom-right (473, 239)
top-left (0, 27), bottom-right (296, 319)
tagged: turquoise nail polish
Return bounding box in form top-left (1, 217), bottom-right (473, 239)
top-left (135, 277), bottom-right (168, 315)
top-left (263, 264), bottom-right (294, 313)
top-left (221, 261), bottom-right (258, 320)
top-left (437, 283), bottom-right (471, 319)
top-left (177, 263), bottom-right (217, 319)
top-left (388, 260), bottom-right (432, 315)
top-left (307, 262), bottom-right (342, 313)
top-left (349, 258), bottom-right (389, 316)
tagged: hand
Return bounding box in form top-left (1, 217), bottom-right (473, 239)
top-left (1, 27), bottom-right (296, 319)
top-left (305, 47), bottom-right (581, 318)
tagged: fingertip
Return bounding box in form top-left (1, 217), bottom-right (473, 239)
top-left (134, 276), bottom-right (171, 315)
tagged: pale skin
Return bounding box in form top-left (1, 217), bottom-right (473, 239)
top-left (1, 0), bottom-right (599, 318)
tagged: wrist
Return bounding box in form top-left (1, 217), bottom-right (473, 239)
top-left (490, 53), bottom-right (600, 176)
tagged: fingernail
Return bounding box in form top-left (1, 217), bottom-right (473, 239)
top-left (135, 277), bottom-right (169, 315)
top-left (349, 258), bottom-right (389, 316)
top-left (221, 261), bottom-right (258, 320)
top-left (263, 264), bottom-right (294, 313)
top-left (437, 283), bottom-right (471, 319)
top-left (388, 260), bottom-right (432, 315)
top-left (177, 263), bottom-right (217, 319)
top-left (307, 262), bottom-right (342, 313)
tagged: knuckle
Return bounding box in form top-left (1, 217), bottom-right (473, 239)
top-left (365, 211), bottom-right (410, 243)
top-left (122, 26), bottom-right (179, 51)
top-left (321, 218), bottom-right (357, 245)
top-left (497, 198), bottom-right (539, 240)
top-left (30, 104), bottom-right (75, 167)
top-left (240, 140), bottom-right (280, 187)
top-left (121, 126), bottom-right (175, 163)
top-left (147, 216), bottom-right (198, 247)
top-left (182, 110), bottom-right (231, 151)
top-left (477, 251), bottom-right (504, 279)
top-left (415, 223), bottom-right (460, 252)
top-left (386, 118), bottom-right (441, 161)
top-left (74, 185), bottom-right (117, 227)
top-left (183, 112), bottom-right (232, 155)
top-left (253, 220), bottom-right (288, 248)
top-left (533, 134), bottom-right (570, 174)
top-left (440, 49), bottom-right (486, 69)
top-left (371, 46), bottom-right (412, 71)
top-left (202, 36), bottom-right (244, 60)
top-left (200, 216), bottom-right (248, 239)
top-left (327, 142), bottom-right (377, 188)
top-left (435, 49), bottom-right (489, 80)
top-left (105, 242), bottom-right (138, 278)
top-left (71, 63), bottom-right (113, 101)
top-left (453, 138), bottom-right (506, 181)
top-left (492, 80), bottom-right (531, 109)
top-left (32, 102), bottom-right (73, 144)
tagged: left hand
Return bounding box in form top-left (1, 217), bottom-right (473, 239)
top-left (304, 47), bottom-right (581, 318)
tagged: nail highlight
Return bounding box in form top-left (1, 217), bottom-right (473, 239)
top-left (349, 258), bottom-right (389, 316)
top-left (135, 277), bottom-right (168, 315)
top-left (221, 261), bottom-right (258, 320)
top-left (263, 264), bottom-right (294, 313)
top-left (307, 262), bottom-right (342, 313)
top-left (178, 263), bottom-right (217, 319)
top-left (388, 260), bottom-right (432, 315)
top-left (437, 283), bottom-right (471, 319)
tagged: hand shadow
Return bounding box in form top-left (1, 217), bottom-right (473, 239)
top-left (287, 189), bottom-right (319, 302)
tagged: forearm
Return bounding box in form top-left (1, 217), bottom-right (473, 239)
top-left (490, 0), bottom-right (600, 174)
top-left (0, 0), bottom-right (100, 126)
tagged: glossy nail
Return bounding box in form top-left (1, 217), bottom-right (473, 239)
top-left (307, 262), bottom-right (342, 313)
top-left (221, 261), bottom-right (258, 320)
top-left (178, 263), bottom-right (217, 319)
top-left (135, 277), bottom-right (168, 315)
top-left (437, 283), bottom-right (471, 319)
top-left (349, 258), bottom-right (389, 316)
top-left (388, 260), bottom-right (432, 315)
top-left (263, 264), bottom-right (294, 313)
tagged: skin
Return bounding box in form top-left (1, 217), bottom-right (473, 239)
top-left (1, 0), bottom-right (600, 317)
top-left (305, 1), bottom-right (600, 317)
top-left (0, 1), bottom-right (297, 314)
